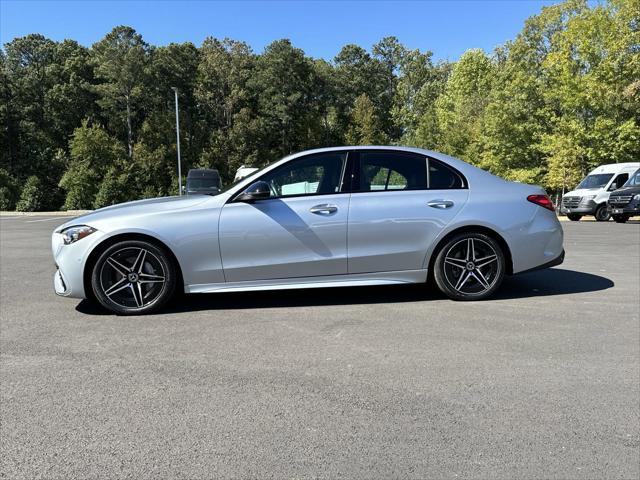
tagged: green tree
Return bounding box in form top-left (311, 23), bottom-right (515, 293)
top-left (59, 121), bottom-right (125, 209)
top-left (393, 49), bottom-right (450, 148)
top-left (91, 26), bottom-right (150, 158)
top-left (345, 93), bottom-right (387, 145)
top-left (251, 39), bottom-right (320, 160)
top-left (435, 49), bottom-right (495, 162)
top-left (333, 44), bottom-right (389, 140)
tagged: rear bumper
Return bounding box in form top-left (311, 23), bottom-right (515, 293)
top-left (517, 249), bottom-right (564, 275)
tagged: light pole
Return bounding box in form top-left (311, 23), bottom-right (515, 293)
top-left (171, 87), bottom-right (183, 195)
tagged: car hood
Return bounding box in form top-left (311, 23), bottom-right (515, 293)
top-left (55, 195), bottom-right (220, 232)
top-left (610, 186), bottom-right (640, 196)
top-left (563, 188), bottom-right (601, 197)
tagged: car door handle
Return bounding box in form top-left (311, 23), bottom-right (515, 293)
top-left (309, 204), bottom-right (338, 215)
top-left (427, 200), bottom-right (454, 209)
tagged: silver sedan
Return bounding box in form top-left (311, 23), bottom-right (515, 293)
top-left (52, 146), bottom-right (564, 314)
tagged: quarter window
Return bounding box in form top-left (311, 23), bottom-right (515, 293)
top-left (428, 159), bottom-right (465, 189)
top-left (260, 152), bottom-right (347, 197)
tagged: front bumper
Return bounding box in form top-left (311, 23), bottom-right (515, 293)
top-left (607, 204), bottom-right (640, 215)
top-left (560, 200), bottom-right (597, 215)
top-left (51, 228), bottom-right (106, 299)
top-left (53, 267), bottom-right (70, 296)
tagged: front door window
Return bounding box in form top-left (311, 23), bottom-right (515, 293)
top-left (260, 152), bottom-right (347, 197)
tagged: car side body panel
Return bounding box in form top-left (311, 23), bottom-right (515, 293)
top-left (347, 189), bottom-right (469, 273)
top-left (52, 146), bottom-right (564, 300)
top-left (218, 193), bottom-right (350, 282)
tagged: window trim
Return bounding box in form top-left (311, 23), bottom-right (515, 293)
top-left (231, 150), bottom-right (353, 202)
top-left (350, 150), bottom-right (468, 195)
top-left (230, 149), bottom-right (469, 202)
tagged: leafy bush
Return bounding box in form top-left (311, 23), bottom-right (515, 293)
top-left (93, 168), bottom-right (132, 209)
top-left (59, 162), bottom-right (99, 210)
top-left (16, 176), bottom-right (46, 212)
top-left (0, 168), bottom-right (19, 210)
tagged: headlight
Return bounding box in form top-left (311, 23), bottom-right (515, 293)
top-left (60, 225), bottom-right (97, 245)
top-left (580, 195), bottom-right (596, 203)
top-left (634, 194), bottom-right (640, 201)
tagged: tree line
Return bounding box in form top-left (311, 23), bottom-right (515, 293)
top-left (1, 0), bottom-right (638, 211)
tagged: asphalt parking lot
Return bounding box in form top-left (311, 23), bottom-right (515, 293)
top-left (1, 216), bottom-right (639, 479)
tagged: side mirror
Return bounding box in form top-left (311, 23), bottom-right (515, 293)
top-left (235, 180), bottom-right (271, 202)
top-left (608, 182), bottom-right (619, 191)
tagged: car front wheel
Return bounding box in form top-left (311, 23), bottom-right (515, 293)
top-left (567, 214), bottom-right (582, 221)
top-left (594, 204), bottom-right (610, 222)
top-left (91, 240), bottom-right (177, 315)
top-left (433, 233), bottom-right (505, 301)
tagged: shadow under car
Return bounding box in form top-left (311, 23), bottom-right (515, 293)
top-left (75, 268), bottom-right (614, 316)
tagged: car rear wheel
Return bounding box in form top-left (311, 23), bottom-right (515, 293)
top-left (612, 214), bottom-right (630, 223)
top-left (433, 233), bottom-right (505, 301)
top-left (594, 204), bottom-right (610, 222)
top-left (567, 214), bottom-right (582, 221)
top-left (91, 240), bottom-right (176, 315)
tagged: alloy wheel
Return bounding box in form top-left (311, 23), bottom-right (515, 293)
top-left (99, 247), bottom-right (167, 309)
top-left (442, 237), bottom-right (501, 296)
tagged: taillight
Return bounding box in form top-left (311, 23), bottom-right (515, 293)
top-left (527, 194), bottom-right (555, 211)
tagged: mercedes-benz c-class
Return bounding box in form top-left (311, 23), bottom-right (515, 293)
top-left (52, 146), bottom-right (564, 314)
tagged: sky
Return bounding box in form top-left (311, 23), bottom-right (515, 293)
top-left (2, 0), bottom-right (568, 61)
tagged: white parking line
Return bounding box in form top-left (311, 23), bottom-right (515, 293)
top-left (24, 217), bottom-right (68, 223)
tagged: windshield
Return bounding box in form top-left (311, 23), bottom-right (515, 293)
top-left (187, 177), bottom-right (220, 190)
top-left (623, 169), bottom-right (640, 187)
top-left (576, 173), bottom-right (613, 190)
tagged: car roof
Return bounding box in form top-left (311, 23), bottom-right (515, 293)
top-left (588, 163), bottom-right (640, 174)
top-left (187, 169), bottom-right (219, 177)
top-left (279, 145), bottom-right (494, 184)
top-left (223, 145), bottom-right (534, 198)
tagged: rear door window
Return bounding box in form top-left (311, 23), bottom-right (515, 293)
top-left (357, 152), bottom-right (427, 192)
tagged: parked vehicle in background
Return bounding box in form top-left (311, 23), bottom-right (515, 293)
top-left (185, 169), bottom-right (222, 195)
top-left (561, 163), bottom-right (640, 221)
top-left (51, 146), bottom-right (564, 315)
top-left (607, 168), bottom-right (640, 223)
top-left (234, 166), bottom-right (259, 182)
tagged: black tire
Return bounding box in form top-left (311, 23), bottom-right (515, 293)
top-left (594, 204), bottom-right (610, 222)
top-left (91, 240), bottom-right (177, 315)
top-left (433, 232), bottom-right (506, 301)
top-left (567, 214), bottom-right (582, 221)
top-left (613, 214), bottom-right (630, 224)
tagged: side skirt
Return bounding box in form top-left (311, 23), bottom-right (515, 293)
top-left (186, 269), bottom-right (428, 294)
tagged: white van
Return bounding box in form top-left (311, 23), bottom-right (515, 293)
top-left (561, 163), bottom-right (640, 221)
top-left (234, 165), bottom-right (259, 182)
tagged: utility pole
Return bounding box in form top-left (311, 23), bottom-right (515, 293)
top-left (172, 87), bottom-right (183, 196)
